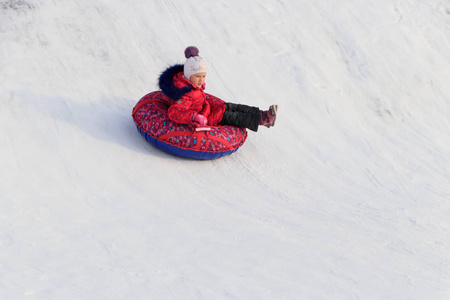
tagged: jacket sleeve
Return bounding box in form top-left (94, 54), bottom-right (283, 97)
top-left (167, 97), bottom-right (196, 125)
top-left (205, 96), bottom-right (226, 126)
top-left (200, 101), bottom-right (211, 118)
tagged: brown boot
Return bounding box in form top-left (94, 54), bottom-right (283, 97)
top-left (259, 105), bottom-right (278, 128)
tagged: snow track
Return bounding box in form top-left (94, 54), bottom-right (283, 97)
top-left (1, 0), bottom-right (450, 299)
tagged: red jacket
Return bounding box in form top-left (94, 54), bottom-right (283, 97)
top-left (158, 64), bottom-right (226, 126)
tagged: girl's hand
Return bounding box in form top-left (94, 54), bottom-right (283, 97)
top-left (192, 113), bottom-right (208, 126)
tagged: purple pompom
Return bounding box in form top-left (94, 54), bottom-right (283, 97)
top-left (184, 46), bottom-right (199, 58)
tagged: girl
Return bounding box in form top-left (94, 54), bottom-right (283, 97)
top-left (158, 46), bottom-right (278, 132)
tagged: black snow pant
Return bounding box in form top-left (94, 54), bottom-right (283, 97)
top-left (218, 103), bottom-right (261, 132)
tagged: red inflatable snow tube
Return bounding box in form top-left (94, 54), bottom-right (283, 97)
top-left (132, 91), bottom-right (247, 159)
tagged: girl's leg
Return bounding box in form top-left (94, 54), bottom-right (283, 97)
top-left (219, 103), bottom-right (278, 132)
top-left (224, 103), bottom-right (260, 114)
top-left (219, 103), bottom-right (260, 132)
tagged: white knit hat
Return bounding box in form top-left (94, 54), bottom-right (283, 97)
top-left (183, 46), bottom-right (207, 79)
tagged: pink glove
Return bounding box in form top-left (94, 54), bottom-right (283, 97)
top-left (192, 113), bottom-right (208, 126)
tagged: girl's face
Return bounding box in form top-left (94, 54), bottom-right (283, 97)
top-left (189, 73), bottom-right (207, 88)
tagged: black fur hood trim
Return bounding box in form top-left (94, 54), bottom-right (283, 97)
top-left (158, 64), bottom-right (192, 100)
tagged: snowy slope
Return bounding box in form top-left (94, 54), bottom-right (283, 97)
top-left (1, 0), bottom-right (450, 299)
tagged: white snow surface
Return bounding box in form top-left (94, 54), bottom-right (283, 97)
top-left (1, 0), bottom-right (450, 299)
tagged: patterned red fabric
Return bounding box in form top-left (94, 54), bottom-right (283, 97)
top-left (132, 92), bottom-right (247, 155)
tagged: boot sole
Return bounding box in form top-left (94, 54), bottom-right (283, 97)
top-left (270, 105), bottom-right (278, 127)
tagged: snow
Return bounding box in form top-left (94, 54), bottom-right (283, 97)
top-left (1, 0), bottom-right (450, 299)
